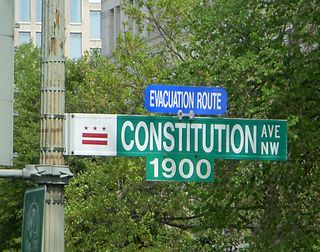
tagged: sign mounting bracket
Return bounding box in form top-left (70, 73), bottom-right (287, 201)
top-left (177, 110), bottom-right (195, 120)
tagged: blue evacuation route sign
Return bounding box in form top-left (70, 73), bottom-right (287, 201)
top-left (144, 84), bottom-right (227, 116)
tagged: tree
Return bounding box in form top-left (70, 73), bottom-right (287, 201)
top-left (65, 0), bottom-right (320, 250)
top-left (1, 0), bottom-right (319, 250)
top-left (176, 1), bottom-right (320, 250)
top-left (129, 0), bottom-right (320, 250)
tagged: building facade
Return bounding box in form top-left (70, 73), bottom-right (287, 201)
top-left (101, 0), bottom-right (161, 57)
top-left (15, 0), bottom-right (101, 59)
top-left (101, 0), bottom-right (123, 57)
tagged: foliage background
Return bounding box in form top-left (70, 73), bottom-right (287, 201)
top-left (0, 0), bottom-right (319, 251)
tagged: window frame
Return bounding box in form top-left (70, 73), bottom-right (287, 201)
top-left (18, 31), bottom-right (31, 45)
top-left (89, 10), bottom-right (101, 40)
top-left (36, 0), bottom-right (42, 23)
top-left (70, 0), bottom-right (82, 24)
top-left (69, 32), bottom-right (82, 59)
top-left (18, 0), bottom-right (31, 23)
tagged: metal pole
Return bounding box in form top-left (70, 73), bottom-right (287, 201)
top-left (0, 0), bottom-right (72, 250)
top-left (41, 0), bottom-right (68, 251)
top-left (0, 170), bottom-right (22, 178)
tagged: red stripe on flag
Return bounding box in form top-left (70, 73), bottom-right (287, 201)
top-left (82, 140), bottom-right (108, 145)
top-left (82, 133), bottom-right (108, 138)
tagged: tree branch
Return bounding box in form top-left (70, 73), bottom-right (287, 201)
top-left (145, 6), bottom-right (186, 62)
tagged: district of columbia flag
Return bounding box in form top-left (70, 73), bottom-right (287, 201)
top-left (82, 127), bottom-right (108, 146)
top-left (65, 113), bottom-right (117, 156)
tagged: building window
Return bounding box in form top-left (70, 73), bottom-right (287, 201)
top-left (36, 32), bottom-right (42, 48)
top-left (19, 0), bottom-right (30, 22)
top-left (36, 0), bottom-right (42, 22)
top-left (70, 0), bottom-right (81, 23)
top-left (18, 32), bottom-right (31, 45)
top-left (90, 11), bottom-right (101, 39)
top-left (70, 33), bottom-right (82, 59)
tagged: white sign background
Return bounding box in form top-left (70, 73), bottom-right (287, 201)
top-left (64, 114), bottom-right (117, 156)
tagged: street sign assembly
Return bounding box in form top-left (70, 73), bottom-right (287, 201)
top-left (65, 113), bottom-right (287, 161)
top-left (64, 113), bottom-right (287, 182)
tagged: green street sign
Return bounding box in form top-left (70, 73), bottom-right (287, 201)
top-left (65, 113), bottom-right (287, 182)
top-left (65, 114), bottom-right (287, 161)
top-left (116, 115), bottom-right (287, 161)
top-left (21, 186), bottom-right (45, 252)
top-left (146, 154), bottom-right (214, 182)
